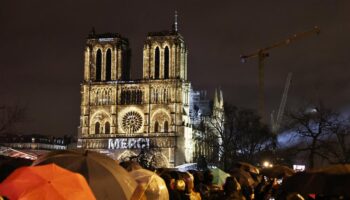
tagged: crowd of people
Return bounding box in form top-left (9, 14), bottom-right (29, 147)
top-left (121, 160), bottom-right (350, 200)
top-left (1, 152), bottom-right (348, 200)
top-left (120, 161), bottom-right (306, 200)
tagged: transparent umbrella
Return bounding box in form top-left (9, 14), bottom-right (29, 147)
top-left (33, 150), bottom-right (137, 200)
top-left (130, 168), bottom-right (169, 200)
top-left (210, 168), bottom-right (230, 186)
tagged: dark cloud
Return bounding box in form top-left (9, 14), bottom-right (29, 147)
top-left (0, 0), bottom-right (349, 136)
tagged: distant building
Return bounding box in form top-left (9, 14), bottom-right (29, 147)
top-left (191, 89), bottom-right (224, 164)
top-left (190, 89), bottom-right (211, 125)
top-left (0, 134), bottom-right (71, 152)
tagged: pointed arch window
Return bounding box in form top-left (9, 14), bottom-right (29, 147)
top-left (95, 122), bottom-right (100, 134)
top-left (126, 90), bottom-right (131, 104)
top-left (105, 122), bottom-right (110, 134)
top-left (155, 47), bottom-right (160, 79)
top-left (164, 46), bottom-right (169, 79)
top-left (96, 49), bottom-right (102, 81)
top-left (106, 49), bottom-right (111, 81)
top-left (164, 121), bottom-right (169, 133)
top-left (154, 121), bottom-right (159, 133)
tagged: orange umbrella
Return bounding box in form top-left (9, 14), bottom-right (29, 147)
top-left (33, 150), bottom-right (137, 200)
top-left (0, 163), bottom-right (96, 200)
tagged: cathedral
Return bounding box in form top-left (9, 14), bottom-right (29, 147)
top-left (78, 14), bottom-right (223, 167)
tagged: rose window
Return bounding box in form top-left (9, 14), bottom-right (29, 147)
top-left (122, 111), bottom-right (143, 133)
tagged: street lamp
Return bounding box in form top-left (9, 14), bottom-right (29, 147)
top-left (263, 161), bottom-right (273, 168)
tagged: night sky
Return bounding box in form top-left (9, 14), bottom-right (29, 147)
top-left (1, 0), bottom-right (349, 136)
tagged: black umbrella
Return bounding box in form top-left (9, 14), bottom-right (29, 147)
top-left (33, 150), bottom-right (138, 200)
top-left (260, 165), bottom-right (294, 178)
top-left (230, 168), bottom-right (255, 186)
top-left (0, 155), bottom-right (32, 182)
top-left (235, 161), bottom-right (260, 174)
top-left (281, 164), bottom-right (350, 196)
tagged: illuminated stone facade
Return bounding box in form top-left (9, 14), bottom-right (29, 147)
top-left (78, 24), bottom-right (193, 166)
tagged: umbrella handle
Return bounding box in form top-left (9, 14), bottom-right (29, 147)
top-left (130, 184), bottom-right (146, 200)
top-left (130, 170), bottom-right (157, 200)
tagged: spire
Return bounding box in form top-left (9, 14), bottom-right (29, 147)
top-left (172, 10), bottom-right (178, 32)
top-left (219, 89), bottom-right (224, 107)
top-left (214, 89), bottom-right (219, 108)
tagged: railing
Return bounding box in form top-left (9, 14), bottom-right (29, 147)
top-left (81, 132), bottom-right (176, 139)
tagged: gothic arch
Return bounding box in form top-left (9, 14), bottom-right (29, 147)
top-left (107, 88), bottom-right (113, 104)
top-left (154, 121), bottom-right (159, 132)
top-left (105, 122), bottom-right (110, 134)
top-left (96, 49), bottom-right (102, 81)
top-left (154, 46), bottom-right (160, 79)
top-left (95, 122), bottom-right (100, 134)
top-left (90, 110), bottom-right (112, 134)
top-left (164, 46), bottom-right (169, 79)
top-left (103, 44), bottom-right (113, 51)
top-left (106, 48), bottom-right (112, 81)
top-left (92, 87), bottom-right (114, 105)
top-left (151, 109), bottom-right (171, 133)
top-left (164, 121), bottom-right (169, 133)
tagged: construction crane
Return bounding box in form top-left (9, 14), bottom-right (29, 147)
top-left (271, 72), bottom-right (292, 134)
top-left (240, 26), bottom-right (320, 120)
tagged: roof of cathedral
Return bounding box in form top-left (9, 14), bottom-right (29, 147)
top-left (87, 28), bottom-right (129, 42)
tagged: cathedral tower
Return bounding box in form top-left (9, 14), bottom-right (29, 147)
top-left (83, 29), bottom-right (131, 82)
top-left (143, 12), bottom-right (187, 80)
top-left (79, 14), bottom-right (193, 167)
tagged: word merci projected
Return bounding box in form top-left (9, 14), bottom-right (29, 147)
top-left (108, 138), bottom-right (150, 149)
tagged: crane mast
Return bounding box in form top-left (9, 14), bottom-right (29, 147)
top-left (241, 26), bottom-right (320, 120)
top-left (272, 72), bottom-right (292, 134)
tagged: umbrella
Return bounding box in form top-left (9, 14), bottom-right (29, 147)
top-left (235, 161), bottom-right (260, 174)
top-left (0, 163), bottom-right (95, 200)
top-left (33, 150), bottom-right (137, 200)
top-left (0, 155), bottom-right (32, 182)
top-left (281, 164), bottom-right (350, 196)
top-left (210, 168), bottom-right (230, 186)
top-left (120, 160), bottom-right (143, 172)
top-left (230, 168), bottom-right (255, 186)
top-left (130, 168), bottom-right (169, 200)
top-left (260, 165), bottom-right (295, 178)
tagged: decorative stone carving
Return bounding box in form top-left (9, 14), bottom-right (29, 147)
top-left (121, 111), bottom-right (143, 134)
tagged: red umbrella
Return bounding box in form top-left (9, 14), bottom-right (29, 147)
top-left (0, 163), bottom-right (96, 200)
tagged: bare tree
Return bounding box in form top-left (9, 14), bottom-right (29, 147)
top-left (285, 102), bottom-right (340, 168)
top-left (0, 105), bottom-right (25, 135)
top-left (320, 117), bottom-right (350, 164)
top-left (233, 109), bottom-right (273, 163)
top-left (194, 103), bottom-right (274, 170)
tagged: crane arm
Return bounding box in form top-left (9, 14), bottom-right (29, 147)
top-left (271, 72), bottom-right (292, 134)
top-left (276, 73), bottom-right (292, 125)
top-left (241, 26), bottom-right (320, 60)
